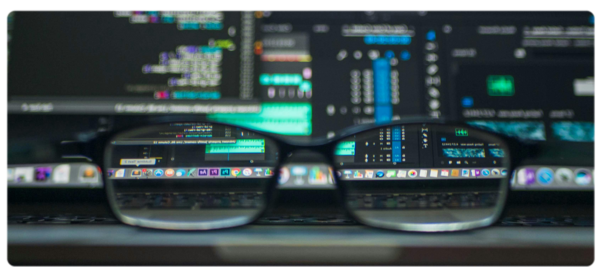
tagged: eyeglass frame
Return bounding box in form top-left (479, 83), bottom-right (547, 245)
top-left (62, 116), bottom-right (537, 232)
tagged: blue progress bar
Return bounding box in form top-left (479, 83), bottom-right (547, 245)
top-left (373, 58), bottom-right (392, 124)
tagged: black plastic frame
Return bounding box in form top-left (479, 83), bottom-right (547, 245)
top-left (63, 116), bottom-right (536, 231)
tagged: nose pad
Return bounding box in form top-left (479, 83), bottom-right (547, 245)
top-left (276, 150), bottom-right (337, 190)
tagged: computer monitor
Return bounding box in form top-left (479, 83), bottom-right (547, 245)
top-left (7, 11), bottom-right (594, 191)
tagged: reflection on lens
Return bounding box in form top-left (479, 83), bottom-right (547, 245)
top-left (334, 124), bottom-right (510, 232)
top-left (104, 122), bottom-right (278, 230)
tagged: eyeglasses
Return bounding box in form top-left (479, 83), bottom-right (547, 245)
top-left (66, 119), bottom-right (530, 232)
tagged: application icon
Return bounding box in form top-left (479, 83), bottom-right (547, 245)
top-left (107, 170), bottom-right (115, 177)
top-left (555, 168), bottom-right (573, 184)
top-left (419, 170), bottom-right (428, 178)
top-left (209, 168), bottom-right (219, 176)
top-left (242, 168), bottom-right (253, 176)
top-left (131, 170), bottom-right (142, 177)
top-left (470, 169), bottom-right (480, 177)
top-left (343, 170), bottom-right (352, 178)
top-left (115, 169), bottom-right (125, 178)
top-left (278, 167), bottom-right (290, 184)
top-left (375, 170), bottom-right (385, 178)
top-left (197, 169), bottom-right (208, 176)
top-left (365, 170), bottom-right (374, 178)
top-left (35, 167), bottom-right (52, 182)
top-left (52, 164), bottom-right (71, 183)
top-left (518, 168), bottom-right (530, 184)
top-left (440, 170), bottom-right (449, 177)
top-left (81, 166), bottom-right (97, 181)
top-left (481, 169), bottom-right (490, 177)
top-left (176, 169), bottom-right (186, 177)
top-left (451, 169), bottom-right (459, 177)
top-left (291, 166), bottom-right (308, 176)
top-left (397, 170), bottom-right (407, 178)
top-left (491, 169), bottom-right (500, 176)
top-left (15, 167), bottom-right (34, 183)
top-left (408, 170), bottom-right (418, 178)
top-left (536, 168), bottom-right (554, 185)
top-left (165, 169), bottom-right (175, 177)
top-left (265, 168), bottom-right (274, 176)
top-left (310, 167), bottom-right (328, 184)
top-left (232, 168), bottom-right (241, 177)
top-left (461, 169), bottom-right (470, 177)
top-left (517, 169), bottom-right (527, 186)
top-left (186, 168), bottom-right (196, 177)
top-left (430, 169), bottom-right (438, 177)
top-left (143, 169), bottom-right (153, 176)
top-left (386, 170), bottom-right (396, 178)
top-left (254, 168), bottom-right (263, 176)
top-left (154, 169), bottom-right (164, 177)
top-left (7, 168), bottom-right (15, 181)
top-left (511, 171), bottom-right (516, 186)
top-left (501, 169), bottom-right (508, 176)
top-left (574, 169), bottom-right (592, 186)
top-left (354, 170), bottom-right (364, 178)
top-left (327, 168), bottom-right (335, 184)
top-left (516, 168), bottom-right (535, 185)
top-left (220, 168), bottom-right (231, 176)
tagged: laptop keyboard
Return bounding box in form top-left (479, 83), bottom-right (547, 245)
top-left (8, 213), bottom-right (593, 227)
top-left (8, 214), bottom-right (119, 225)
top-left (346, 192), bottom-right (498, 210)
top-left (116, 192), bottom-right (263, 209)
top-left (499, 215), bottom-right (594, 227)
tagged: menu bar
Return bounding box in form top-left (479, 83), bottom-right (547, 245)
top-left (107, 167), bottom-right (275, 179)
top-left (337, 167), bottom-right (508, 180)
top-left (8, 164), bottom-right (594, 190)
top-left (7, 163), bottom-right (103, 188)
top-left (512, 166), bottom-right (594, 190)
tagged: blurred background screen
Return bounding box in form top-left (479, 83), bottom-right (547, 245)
top-left (7, 11), bottom-right (594, 191)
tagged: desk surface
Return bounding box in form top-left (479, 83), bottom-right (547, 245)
top-left (8, 224), bottom-right (594, 265)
